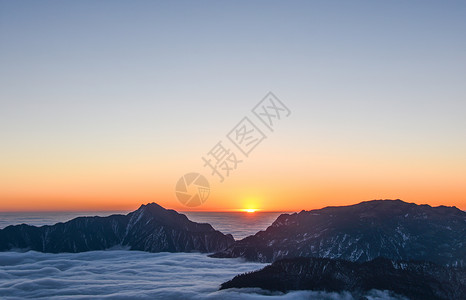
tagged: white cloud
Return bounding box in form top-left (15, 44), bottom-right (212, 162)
top-left (0, 251), bottom-right (404, 300)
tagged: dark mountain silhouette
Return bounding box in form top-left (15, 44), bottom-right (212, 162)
top-left (0, 203), bottom-right (234, 253)
top-left (211, 200), bottom-right (466, 266)
top-left (220, 257), bottom-right (466, 300)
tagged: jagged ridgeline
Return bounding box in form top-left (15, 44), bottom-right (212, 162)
top-left (211, 199), bottom-right (466, 266)
top-left (0, 203), bottom-right (234, 253)
top-left (220, 257), bottom-right (466, 300)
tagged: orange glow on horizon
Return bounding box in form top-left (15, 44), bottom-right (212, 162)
top-left (0, 143), bottom-right (465, 212)
top-left (241, 208), bottom-right (259, 213)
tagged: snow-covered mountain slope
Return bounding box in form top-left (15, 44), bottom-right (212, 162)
top-left (220, 256), bottom-right (466, 300)
top-left (212, 200), bottom-right (465, 266)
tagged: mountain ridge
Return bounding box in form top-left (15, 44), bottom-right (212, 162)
top-left (0, 202), bottom-right (234, 253)
top-left (211, 199), bottom-right (466, 266)
top-left (220, 256), bottom-right (466, 300)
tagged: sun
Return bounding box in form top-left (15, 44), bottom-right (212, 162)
top-left (242, 208), bottom-right (257, 213)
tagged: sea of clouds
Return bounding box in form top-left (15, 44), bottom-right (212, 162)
top-left (0, 250), bottom-right (406, 300)
top-left (0, 212), bottom-right (407, 299)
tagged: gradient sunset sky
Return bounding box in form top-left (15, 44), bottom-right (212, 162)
top-left (1, 1), bottom-right (465, 212)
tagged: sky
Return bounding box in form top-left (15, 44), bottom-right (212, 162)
top-left (1, 0), bottom-right (465, 212)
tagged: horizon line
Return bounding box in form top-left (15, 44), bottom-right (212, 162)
top-left (0, 209), bottom-right (297, 214)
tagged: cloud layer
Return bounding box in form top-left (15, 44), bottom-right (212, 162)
top-left (0, 250), bottom-right (407, 299)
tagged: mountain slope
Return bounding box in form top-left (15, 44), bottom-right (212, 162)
top-left (0, 203), bottom-right (234, 253)
top-left (211, 200), bottom-right (466, 266)
top-left (220, 257), bottom-right (466, 300)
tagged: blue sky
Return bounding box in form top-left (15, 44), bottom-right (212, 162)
top-left (1, 0), bottom-right (465, 210)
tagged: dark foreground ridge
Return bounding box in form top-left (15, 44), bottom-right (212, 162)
top-left (211, 199), bottom-right (466, 266)
top-left (220, 257), bottom-right (466, 300)
top-left (0, 203), bottom-right (234, 253)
